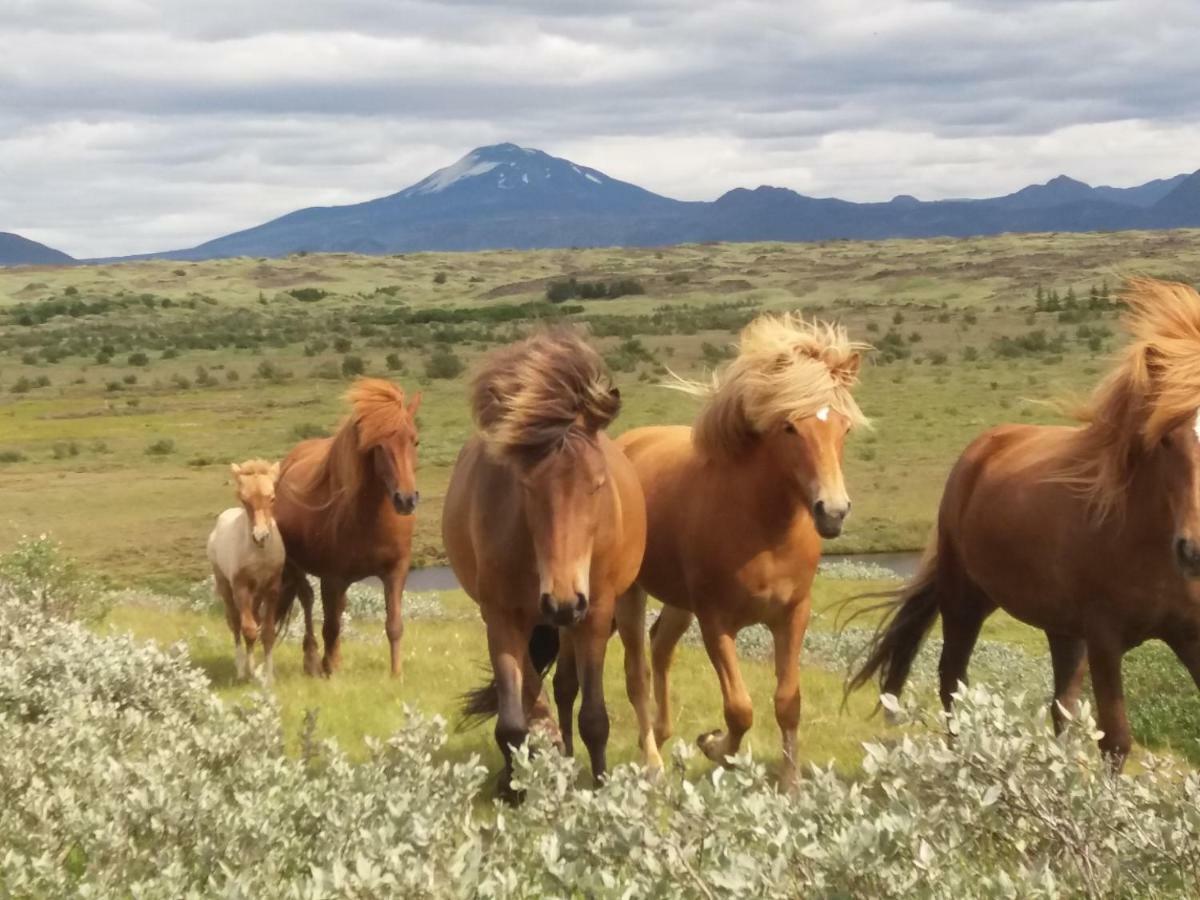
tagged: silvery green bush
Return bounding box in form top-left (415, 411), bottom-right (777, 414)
top-left (3, 579), bottom-right (1200, 898)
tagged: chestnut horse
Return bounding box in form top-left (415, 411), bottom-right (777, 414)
top-left (207, 459), bottom-right (284, 683)
top-left (446, 330), bottom-right (646, 797)
top-left (849, 278), bottom-right (1200, 769)
top-left (271, 379), bottom-right (420, 678)
top-left (568, 314), bottom-right (867, 787)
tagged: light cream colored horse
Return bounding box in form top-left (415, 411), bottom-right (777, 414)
top-left (207, 459), bottom-right (284, 683)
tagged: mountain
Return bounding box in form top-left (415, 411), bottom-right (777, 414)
top-left (0, 232), bottom-right (73, 266)
top-left (110, 145), bottom-right (1200, 261)
top-left (158, 144), bottom-right (699, 260)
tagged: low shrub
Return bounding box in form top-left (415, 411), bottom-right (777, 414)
top-left (425, 347), bottom-right (464, 380)
top-left (145, 438), bottom-right (175, 456)
top-left (2, 580), bottom-right (1200, 900)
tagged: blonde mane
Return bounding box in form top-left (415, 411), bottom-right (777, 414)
top-left (297, 378), bottom-right (416, 532)
top-left (673, 313), bottom-right (869, 461)
top-left (1057, 277), bottom-right (1200, 519)
top-left (471, 328), bottom-right (620, 465)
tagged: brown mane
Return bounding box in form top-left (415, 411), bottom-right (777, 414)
top-left (470, 328), bottom-right (619, 465)
top-left (671, 313), bottom-right (869, 462)
top-left (296, 378), bottom-right (416, 532)
top-left (1057, 278), bottom-right (1200, 519)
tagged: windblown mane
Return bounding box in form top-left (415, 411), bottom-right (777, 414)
top-left (471, 328), bottom-right (619, 465)
top-left (233, 458), bottom-right (275, 478)
top-left (1056, 277), bottom-right (1200, 519)
top-left (296, 378), bottom-right (415, 531)
top-left (672, 313), bottom-right (869, 461)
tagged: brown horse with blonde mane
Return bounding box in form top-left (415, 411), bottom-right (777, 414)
top-left (849, 278), bottom-right (1200, 769)
top-left (564, 313), bottom-right (867, 787)
top-left (445, 330), bottom-right (646, 798)
top-left (271, 378), bottom-right (421, 678)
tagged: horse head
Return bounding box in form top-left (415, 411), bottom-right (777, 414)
top-left (231, 459), bottom-right (280, 546)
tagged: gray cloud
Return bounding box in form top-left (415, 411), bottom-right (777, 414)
top-left (3, 0), bottom-right (1200, 256)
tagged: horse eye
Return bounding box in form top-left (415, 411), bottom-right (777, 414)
top-left (783, 422), bottom-right (797, 434)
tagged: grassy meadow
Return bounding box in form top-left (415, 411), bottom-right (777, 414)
top-left (5, 228), bottom-right (1200, 778)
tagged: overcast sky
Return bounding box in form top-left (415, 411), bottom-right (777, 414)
top-left (4, 0), bottom-right (1200, 257)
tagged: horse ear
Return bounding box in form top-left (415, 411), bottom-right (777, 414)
top-left (407, 391), bottom-right (422, 417)
top-left (1144, 345), bottom-right (1165, 385)
top-left (837, 351), bottom-right (862, 384)
top-left (230, 463), bottom-right (242, 478)
top-left (269, 461), bottom-right (281, 482)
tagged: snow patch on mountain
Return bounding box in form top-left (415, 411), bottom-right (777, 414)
top-left (405, 153), bottom-right (500, 195)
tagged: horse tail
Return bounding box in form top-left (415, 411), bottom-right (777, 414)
top-left (844, 539), bottom-right (941, 705)
top-left (458, 625), bottom-right (560, 728)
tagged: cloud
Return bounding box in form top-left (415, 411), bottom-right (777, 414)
top-left (3, 0), bottom-right (1200, 256)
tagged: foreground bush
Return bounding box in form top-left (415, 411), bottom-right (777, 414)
top-left (2, 582), bottom-right (1200, 897)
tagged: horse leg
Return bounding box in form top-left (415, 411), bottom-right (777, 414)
top-left (771, 596), bottom-right (812, 791)
top-left (572, 605), bottom-right (613, 785)
top-left (296, 574), bottom-right (321, 677)
top-left (234, 580), bottom-right (259, 680)
top-left (382, 563), bottom-right (409, 680)
top-left (258, 576), bottom-right (282, 687)
top-left (486, 615), bottom-right (529, 802)
top-left (696, 614), bottom-right (753, 764)
top-left (522, 643), bottom-right (562, 752)
top-left (216, 574), bottom-right (243, 679)
top-left (319, 578), bottom-right (348, 676)
top-left (615, 586), bottom-right (662, 770)
top-left (1087, 635), bottom-right (1132, 771)
top-left (553, 630), bottom-right (579, 757)
top-left (650, 605), bottom-right (694, 744)
top-left (936, 582), bottom-right (994, 712)
top-left (1165, 629), bottom-right (1200, 691)
top-left (1046, 632), bottom-right (1088, 734)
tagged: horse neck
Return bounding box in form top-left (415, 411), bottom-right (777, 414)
top-left (1121, 452), bottom-right (1175, 538)
top-left (725, 439), bottom-right (810, 532)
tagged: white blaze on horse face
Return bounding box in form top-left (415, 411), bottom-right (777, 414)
top-left (1193, 411), bottom-right (1200, 442)
top-left (815, 405), bottom-right (830, 422)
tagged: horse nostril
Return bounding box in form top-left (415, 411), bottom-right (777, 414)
top-left (575, 592), bottom-right (588, 614)
top-left (814, 500), bottom-right (827, 518)
top-left (540, 593), bottom-right (553, 615)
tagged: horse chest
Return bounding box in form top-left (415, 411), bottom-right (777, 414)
top-left (737, 558), bottom-right (810, 612)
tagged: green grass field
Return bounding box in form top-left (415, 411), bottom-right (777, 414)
top-left (5, 229), bottom-right (1200, 779)
top-left (6, 229), bottom-right (1198, 587)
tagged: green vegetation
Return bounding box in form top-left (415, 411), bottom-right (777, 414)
top-left (0, 229), bottom-right (1196, 593)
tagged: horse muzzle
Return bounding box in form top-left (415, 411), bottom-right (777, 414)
top-left (1176, 537), bottom-right (1200, 578)
top-left (813, 499), bottom-right (850, 539)
top-left (540, 591), bottom-right (588, 627)
top-left (392, 490), bottom-right (420, 516)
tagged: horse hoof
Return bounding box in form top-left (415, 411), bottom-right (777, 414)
top-left (697, 730), bottom-right (726, 762)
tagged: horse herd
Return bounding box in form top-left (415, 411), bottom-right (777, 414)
top-left (208, 277), bottom-right (1200, 795)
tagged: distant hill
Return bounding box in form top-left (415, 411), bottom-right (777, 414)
top-left (0, 232), bottom-right (73, 266)
top-left (107, 145), bottom-right (1200, 260)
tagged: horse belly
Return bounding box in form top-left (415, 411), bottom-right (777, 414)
top-left (955, 474), bottom-right (1086, 635)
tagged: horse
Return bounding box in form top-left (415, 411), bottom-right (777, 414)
top-left (207, 459), bottom-right (285, 683)
top-left (271, 378), bottom-right (421, 679)
top-left (848, 277), bottom-right (1200, 770)
top-left (562, 314), bottom-right (868, 789)
top-left (445, 329), bottom-right (646, 798)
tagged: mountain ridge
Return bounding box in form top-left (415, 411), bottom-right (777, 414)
top-left (11, 144), bottom-right (1199, 264)
top-left (0, 232), bottom-right (74, 266)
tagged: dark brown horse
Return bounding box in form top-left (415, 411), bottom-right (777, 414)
top-left (849, 278), bottom-right (1200, 769)
top-left (270, 378), bottom-right (420, 678)
top-left (445, 330), bottom-right (646, 797)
